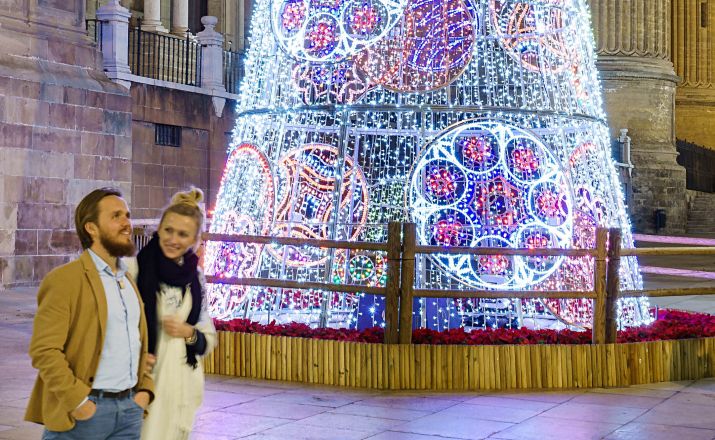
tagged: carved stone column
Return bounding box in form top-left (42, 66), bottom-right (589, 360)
top-left (143, 0), bottom-right (168, 32)
top-left (171, 0), bottom-right (189, 36)
top-left (590, 0), bottom-right (687, 234)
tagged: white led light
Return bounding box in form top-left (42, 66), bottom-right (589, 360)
top-left (205, 0), bottom-right (651, 331)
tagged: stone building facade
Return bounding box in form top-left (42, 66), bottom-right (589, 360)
top-left (0, 0), bottom-right (135, 286)
top-left (0, 0), bottom-right (713, 287)
top-left (0, 0), bottom-right (238, 287)
top-left (129, 83), bottom-right (235, 219)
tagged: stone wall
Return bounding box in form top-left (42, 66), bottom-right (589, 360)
top-left (129, 83), bottom-right (234, 220)
top-left (0, 0), bottom-right (133, 288)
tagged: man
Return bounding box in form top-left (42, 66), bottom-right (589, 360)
top-left (26, 188), bottom-right (155, 439)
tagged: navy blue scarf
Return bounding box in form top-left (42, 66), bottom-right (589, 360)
top-left (137, 233), bottom-right (203, 368)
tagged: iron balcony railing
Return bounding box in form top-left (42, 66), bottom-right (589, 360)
top-left (86, 19), bottom-right (245, 92)
top-left (223, 47), bottom-right (244, 95)
top-left (129, 20), bottom-right (202, 87)
top-left (85, 19), bottom-right (103, 50)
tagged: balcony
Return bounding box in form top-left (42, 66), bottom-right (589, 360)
top-left (86, 4), bottom-right (244, 114)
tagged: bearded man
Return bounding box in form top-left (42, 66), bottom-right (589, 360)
top-left (26, 188), bottom-right (155, 439)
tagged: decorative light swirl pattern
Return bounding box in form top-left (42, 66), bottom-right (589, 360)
top-left (490, 0), bottom-right (572, 73)
top-left (409, 119), bottom-right (574, 290)
top-left (271, 0), bottom-right (408, 62)
top-left (267, 144), bottom-right (370, 267)
top-left (205, 144), bottom-right (275, 319)
top-left (356, 0), bottom-right (476, 92)
top-left (292, 59), bottom-right (376, 104)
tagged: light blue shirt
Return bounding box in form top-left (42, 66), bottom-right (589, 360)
top-left (88, 250), bottom-right (141, 392)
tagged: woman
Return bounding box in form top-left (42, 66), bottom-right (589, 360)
top-left (130, 188), bottom-right (217, 440)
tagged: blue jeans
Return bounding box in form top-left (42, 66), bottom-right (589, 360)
top-left (42, 393), bottom-right (144, 440)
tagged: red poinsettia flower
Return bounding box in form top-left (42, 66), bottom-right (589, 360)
top-left (213, 309), bottom-right (715, 346)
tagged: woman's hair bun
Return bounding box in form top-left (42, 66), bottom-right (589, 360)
top-left (171, 187), bottom-right (204, 207)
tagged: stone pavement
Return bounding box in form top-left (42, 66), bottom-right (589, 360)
top-left (1, 277), bottom-right (714, 439)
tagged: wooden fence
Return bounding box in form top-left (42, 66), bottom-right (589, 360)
top-left (203, 223), bottom-right (403, 343)
top-left (130, 223), bottom-right (715, 389)
top-left (133, 222), bottom-right (715, 345)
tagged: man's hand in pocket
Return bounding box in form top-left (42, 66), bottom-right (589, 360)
top-left (134, 391), bottom-right (151, 410)
top-left (70, 399), bottom-right (96, 421)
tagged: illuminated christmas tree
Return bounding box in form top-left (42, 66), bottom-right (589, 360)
top-left (205, 0), bottom-right (652, 330)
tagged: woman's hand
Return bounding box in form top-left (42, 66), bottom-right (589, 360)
top-left (162, 315), bottom-right (194, 339)
top-left (71, 399), bottom-right (96, 421)
top-left (143, 353), bottom-right (156, 375)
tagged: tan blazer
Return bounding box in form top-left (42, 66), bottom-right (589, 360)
top-left (25, 251), bottom-right (155, 432)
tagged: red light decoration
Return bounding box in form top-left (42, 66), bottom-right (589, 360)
top-left (427, 168), bottom-right (457, 198)
top-left (512, 147), bottom-right (540, 173)
top-left (525, 232), bottom-right (549, 249)
top-left (478, 255), bottom-right (510, 275)
top-left (348, 3), bottom-right (380, 35)
top-left (536, 189), bottom-right (560, 218)
top-left (433, 219), bottom-right (464, 246)
top-left (281, 1), bottom-right (307, 32)
top-left (306, 20), bottom-right (339, 55)
top-left (472, 178), bottom-right (526, 229)
top-left (462, 137), bottom-right (492, 164)
top-left (267, 144), bottom-right (369, 267)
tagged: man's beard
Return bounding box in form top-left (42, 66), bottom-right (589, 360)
top-left (99, 230), bottom-right (136, 257)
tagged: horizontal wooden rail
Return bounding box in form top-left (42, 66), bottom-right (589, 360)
top-left (620, 287), bottom-right (715, 298)
top-left (178, 223), bottom-right (715, 348)
top-left (621, 247), bottom-right (715, 257)
top-left (202, 233), bottom-right (389, 252)
top-left (205, 276), bottom-right (386, 296)
top-left (634, 233), bottom-right (715, 246)
top-left (414, 289), bottom-right (597, 300)
top-left (414, 245), bottom-right (596, 257)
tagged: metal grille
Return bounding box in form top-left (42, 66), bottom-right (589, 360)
top-left (85, 19), bottom-right (103, 50)
top-left (223, 46), bottom-right (244, 95)
top-left (155, 123), bottom-right (182, 147)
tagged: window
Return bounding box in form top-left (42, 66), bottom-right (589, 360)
top-left (155, 123), bottom-right (182, 147)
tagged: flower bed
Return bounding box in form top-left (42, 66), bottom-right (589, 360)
top-left (214, 309), bottom-right (715, 345)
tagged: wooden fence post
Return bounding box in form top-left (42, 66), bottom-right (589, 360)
top-left (400, 223), bottom-right (417, 344)
top-left (592, 228), bottom-right (608, 344)
top-left (605, 228), bottom-right (622, 343)
top-left (384, 222), bottom-right (402, 344)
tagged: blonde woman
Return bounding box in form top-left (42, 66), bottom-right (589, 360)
top-left (130, 188), bottom-right (216, 439)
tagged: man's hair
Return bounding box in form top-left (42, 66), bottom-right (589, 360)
top-left (75, 187), bottom-right (123, 249)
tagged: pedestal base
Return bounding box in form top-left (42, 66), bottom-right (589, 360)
top-left (629, 156), bottom-right (687, 234)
